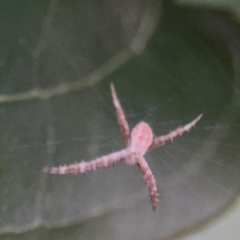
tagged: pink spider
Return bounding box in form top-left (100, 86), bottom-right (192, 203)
top-left (43, 83), bottom-right (202, 210)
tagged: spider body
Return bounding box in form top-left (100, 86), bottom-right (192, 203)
top-left (43, 83), bottom-right (202, 210)
top-left (130, 122), bottom-right (153, 155)
top-left (124, 122), bottom-right (153, 166)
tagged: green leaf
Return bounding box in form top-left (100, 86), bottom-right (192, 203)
top-left (176, 0), bottom-right (240, 17)
top-left (0, 1), bottom-right (240, 240)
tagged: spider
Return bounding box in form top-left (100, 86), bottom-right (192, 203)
top-left (43, 83), bottom-right (202, 210)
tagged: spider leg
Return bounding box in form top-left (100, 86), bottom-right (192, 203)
top-left (137, 155), bottom-right (158, 210)
top-left (110, 83), bottom-right (130, 146)
top-left (150, 114), bottom-right (203, 150)
top-left (42, 148), bottom-right (131, 175)
top-left (111, 83), bottom-right (159, 209)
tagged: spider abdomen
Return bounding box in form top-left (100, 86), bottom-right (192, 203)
top-left (130, 121), bottom-right (153, 155)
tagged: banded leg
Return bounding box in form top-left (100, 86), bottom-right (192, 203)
top-left (110, 83), bottom-right (130, 146)
top-left (150, 114), bottom-right (203, 150)
top-left (138, 155), bottom-right (158, 210)
top-left (42, 148), bottom-right (131, 175)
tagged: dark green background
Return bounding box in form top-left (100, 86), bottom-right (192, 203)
top-left (0, 1), bottom-right (239, 239)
